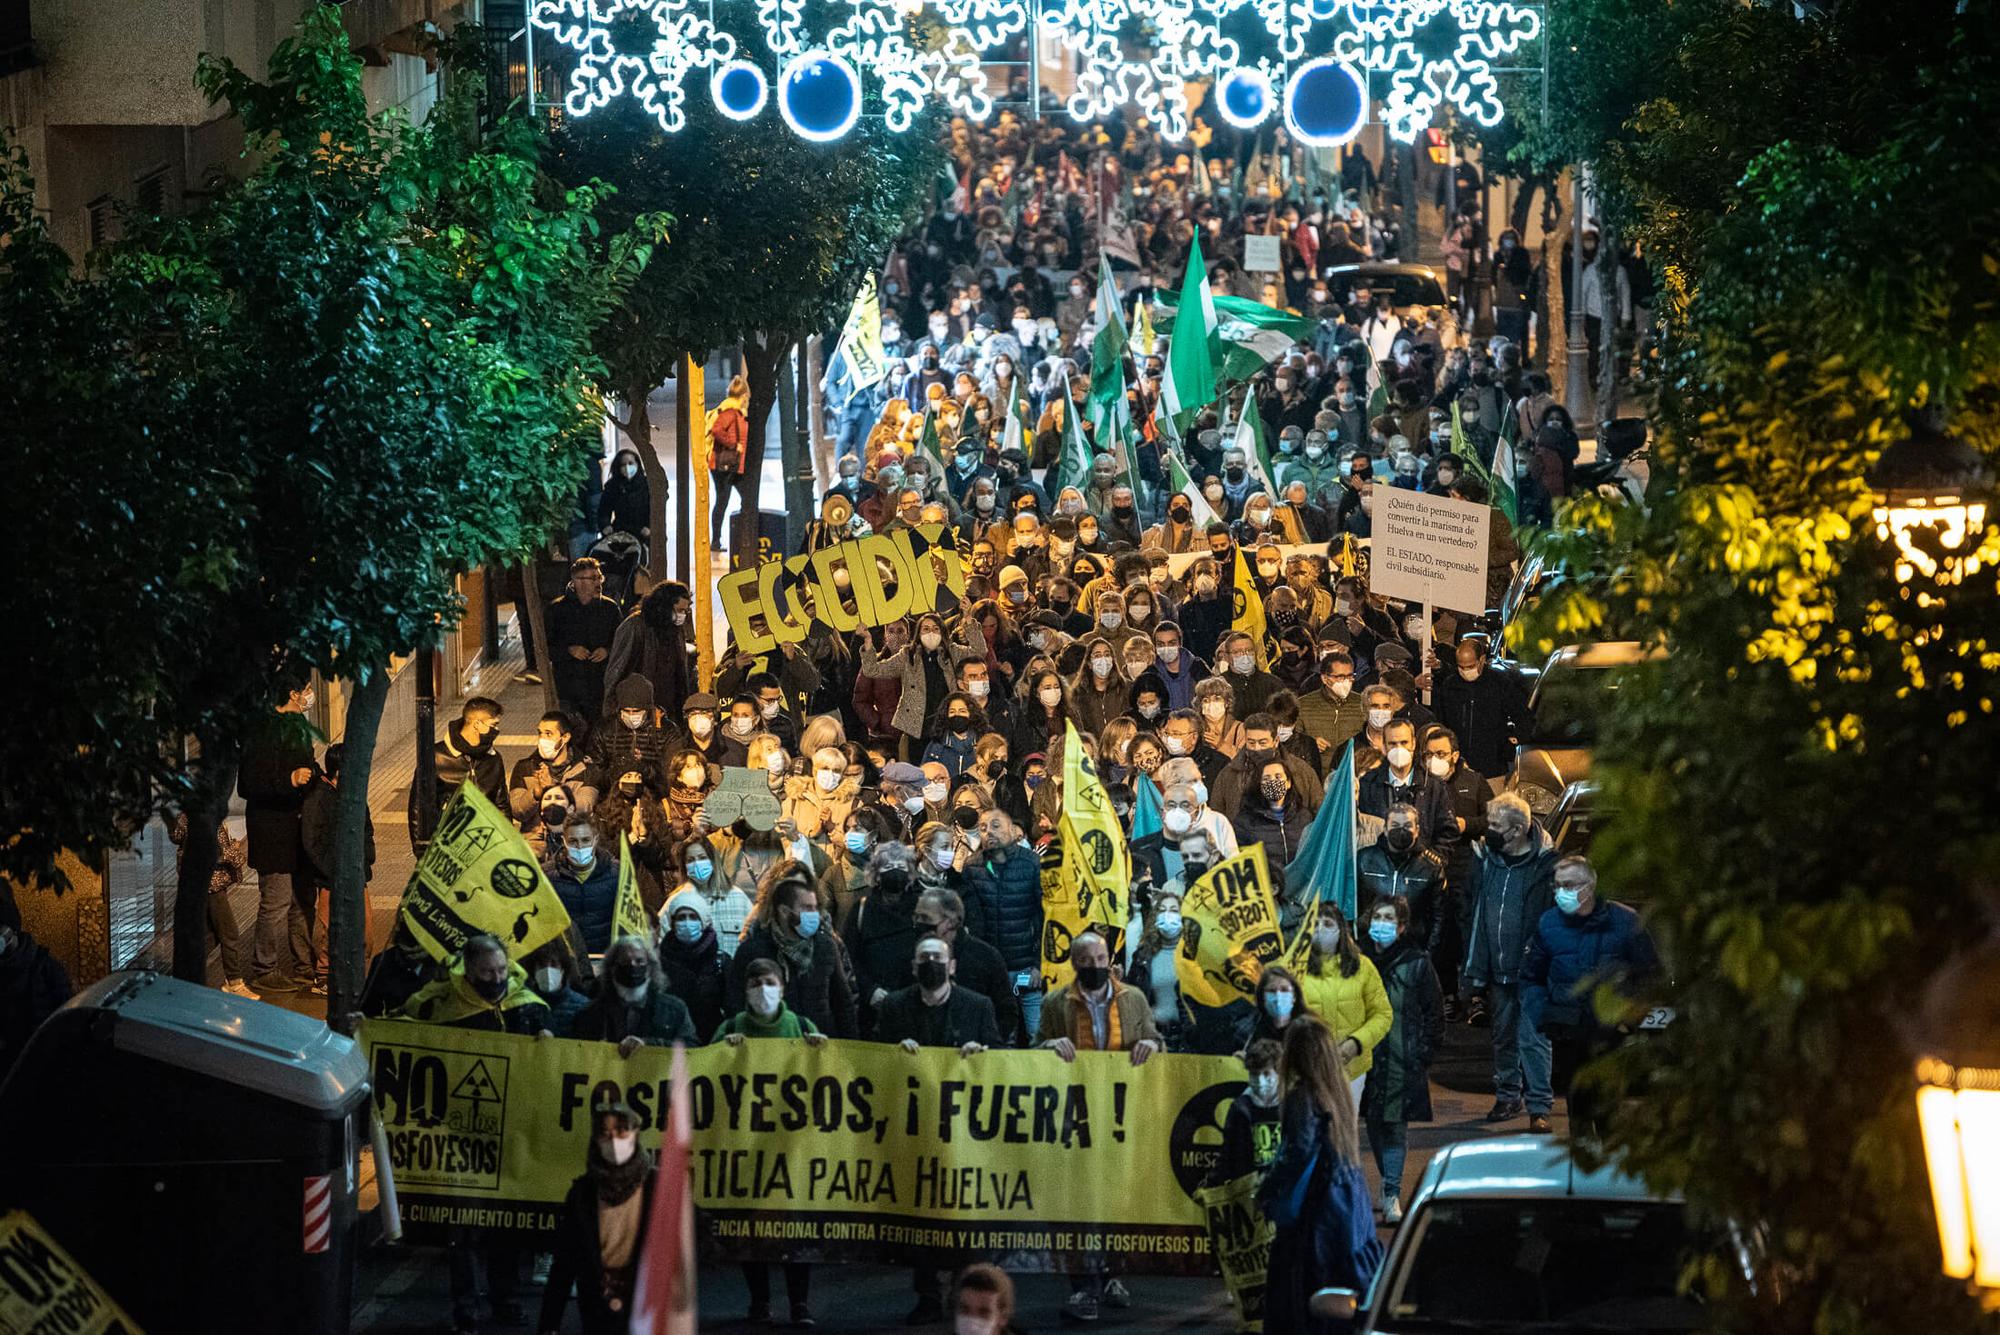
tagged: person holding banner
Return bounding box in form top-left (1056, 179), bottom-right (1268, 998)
top-left (727, 863), bottom-right (859, 1040)
top-left (570, 935), bottom-right (696, 1054)
top-left (537, 1100), bottom-right (658, 1335)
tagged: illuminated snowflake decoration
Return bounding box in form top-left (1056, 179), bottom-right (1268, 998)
top-left (529, 0), bottom-right (1537, 142)
top-left (1333, 0), bottom-right (1541, 140)
top-left (531, 0), bottom-right (738, 132)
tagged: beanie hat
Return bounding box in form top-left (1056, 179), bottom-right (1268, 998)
top-left (662, 884), bottom-right (713, 930)
top-left (615, 675), bottom-right (656, 710)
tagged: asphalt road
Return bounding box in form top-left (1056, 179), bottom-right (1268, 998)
top-left (350, 1022), bottom-right (1561, 1333)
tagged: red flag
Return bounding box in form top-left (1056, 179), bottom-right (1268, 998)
top-left (630, 1044), bottom-right (696, 1335)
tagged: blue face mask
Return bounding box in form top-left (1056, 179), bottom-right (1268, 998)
top-left (1555, 888), bottom-right (1585, 915)
top-left (1263, 990), bottom-right (1294, 1021)
top-left (796, 910), bottom-right (822, 937)
top-left (567, 844), bottom-right (595, 868)
top-left (673, 918), bottom-right (703, 944)
top-left (686, 858), bottom-right (714, 882)
top-left (845, 830), bottom-right (870, 855)
top-left (1368, 920), bottom-right (1398, 948)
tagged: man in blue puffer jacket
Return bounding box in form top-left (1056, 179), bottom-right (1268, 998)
top-left (1461, 792), bottom-right (1560, 1131)
top-left (1521, 855), bottom-right (1660, 1128)
top-left (959, 808), bottom-right (1044, 1044)
top-left (549, 813), bottom-right (621, 954)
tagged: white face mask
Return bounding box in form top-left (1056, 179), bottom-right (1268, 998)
top-left (689, 715), bottom-right (714, 737)
top-left (765, 753), bottom-right (787, 776)
top-left (534, 965), bottom-right (565, 993)
top-left (751, 983), bottom-right (783, 1016)
top-left (1164, 734), bottom-right (1189, 755)
top-left (1202, 700), bottom-right (1226, 721)
top-left (903, 794), bottom-right (928, 814)
top-left (730, 716), bottom-right (754, 737)
top-left (924, 782), bottom-right (949, 804)
top-left (760, 700), bottom-right (782, 719)
top-left (1231, 653), bottom-right (1255, 675)
top-left (1277, 725), bottom-right (1295, 742)
top-left (921, 631), bottom-right (943, 651)
top-left (1330, 679), bottom-right (1354, 700)
top-left (816, 769), bottom-right (843, 792)
top-left (601, 1133), bottom-right (637, 1165)
top-left (932, 844), bottom-right (957, 870)
top-left (621, 709), bottom-right (647, 731)
top-left (1163, 808), bottom-right (1193, 835)
top-left (1157, 644), bottom-right (1180, 665)
top-left (1090, 656), bottom-right (1114, 678)
top-left (1404, 616), bottom-right (1426, 640)
top-left (1039, 686), bottom-right (1063, 708)
top-left (1099, 612), bottom-right (1123, 631)
top-left (537, 737), bottom-right (561, 760)
top-left (1387, 745), bottom-right (1413, 770)
top-left (1426, 754), bottom-right (1452, 778)
top-left (966, 680), bottom-right (990, 699)
top-left (956, 1317), bottom-right (999, 1335)
top-left (1367, 707), bottom-right (1393, 729)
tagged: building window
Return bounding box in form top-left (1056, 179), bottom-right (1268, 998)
top-left (134, 167), bottom-right (171, 218)
top-left (86, 195), bottom-right (119, 249)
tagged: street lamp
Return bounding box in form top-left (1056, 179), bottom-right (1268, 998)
top-left (1913, 926), bottom-right (2000, 1307)
top-left (1867, 414), bottom-right (1992, 587)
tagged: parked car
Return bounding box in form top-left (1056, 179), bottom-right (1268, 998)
top-left (1312, 1135), bottom-right (1704, 1332)
top-left (1325, 262), bottom-right (1449, 314)
top-left (1549, 780), bottom-right (1607, 857)
top-left (1508, 641), bottom-right (1662, 814)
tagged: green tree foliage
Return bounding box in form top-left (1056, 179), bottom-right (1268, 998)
top-left (549, 85), bottom-right (941, 560)
top-left (3, 7), bottom-right (660, 1027)
top-left (1514, 8), bottom-right (2000, 1331)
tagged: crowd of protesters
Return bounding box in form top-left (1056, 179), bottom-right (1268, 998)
top-left (321, 110), bottom-right (1660, 1335)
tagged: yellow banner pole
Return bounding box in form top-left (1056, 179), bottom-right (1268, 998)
top-left (688, 352), bottom-right (715, 691)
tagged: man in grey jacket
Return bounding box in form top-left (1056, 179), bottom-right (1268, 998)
top-left (1462, 791), bottom-right (1560, 1131)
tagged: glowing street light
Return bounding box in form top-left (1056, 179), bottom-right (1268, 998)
top-left (1913, 925), bottom-right (2000, 1308)
top-left (1867, 414), bottom-right (1992, 587)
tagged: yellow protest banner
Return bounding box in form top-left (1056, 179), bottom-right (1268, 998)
top-left (360, 1019), bottom-right (1248, 1274)
top-left (1174, 846), bottom-right (1285, 1008)
top-left (1195, 1173), bottom-right (1273, 1332)
top-left (717, 524), bottom-right (965, 656)
top-left (398, 781), bottom-right (573, 963)
top-left (0, 1210), bottom-right (144, 1335)
top-left (1040, 722), bottom-right (1131, 989)
top-left (611, 832), bottom-right (651, 945)
top-left (1231, 548), bottom-right (1270, 670)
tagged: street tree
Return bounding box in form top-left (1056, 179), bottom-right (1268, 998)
top-left (550, 92), bottom-right (941, 572)
top-left (1512, 6), bottom-right (2000, 1330)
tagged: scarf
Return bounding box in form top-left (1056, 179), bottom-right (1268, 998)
top-left (1069, 984), bottom-right (1123, 1052)
top-left (774, 922), bottom-right (817, 975)
top-left (587, 1138), bottom-right (652, 1207)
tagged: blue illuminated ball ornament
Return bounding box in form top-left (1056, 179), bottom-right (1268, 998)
top-left (778, 51), bottom-right (861, 143)
top-left (1215, 68), bottom-right (1273, 130)
top-left (711, 61), bottom-right (768, 121)
top-left (1284, 58), bottom-right (1366, 147)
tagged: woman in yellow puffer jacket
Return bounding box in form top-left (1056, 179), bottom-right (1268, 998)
top-left (1294, 904), bottom-right (1395, 1097)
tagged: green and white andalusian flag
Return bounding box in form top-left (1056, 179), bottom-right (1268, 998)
top-left (1232, 400), bottom-right (1279, 497)
top-left (1088, 255), bottom-right (1136, 451)
top-left (1001, 389), bottom-right (1034, 457)
top-left (1161, 234), bottom-right (1219, 430)
top-left (1156, 291), bottom-right (1318, 387)
top-left (1488, 424), bottom-right (1522, 526)
top-left (1048, 371), bottom-right (1095, 499)
top-left (1165, 448), bottom-right (1221, 527)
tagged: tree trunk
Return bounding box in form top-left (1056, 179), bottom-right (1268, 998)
top-left (520, 558), bottom-right (559, 713)
top-left (738, 334), bottom-right (791, 540)
top-left (1594, 226), bottom-right (1622, 422)
top-left (172, 734), bottom-right (240, 982)
top-left (326, 666), bottom-right (388, 1036)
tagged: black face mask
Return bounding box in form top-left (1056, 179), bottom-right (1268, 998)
top-left (614, 963), bottom-right (649, 988)
top-left (1170, 504), bottom-right (1192, 522)
top-left (1226, 466), bottom-right (1246, 483)
top-left (878, 867), bottom-right (913, 897)
top-left (1386, 827), bottom-right (1415, 853)
top-left (1051, 599), bottom-right (1073, 614)
top-left (471, 974), bottom-right (508, 1002)
top-left (947, 715), bottom-right (972, 734)
top-left (985, 759), bottom-right (1007, 780)
top-left (915, 960), bottom-right (950, 990)
top-left (1074, 964), bottom-right (1110, 992)
top-left (1486, 827), bottom-right (1517, 851)
top-left (952, 807), bottom-right (980, 830)
top-left (541, 804), bottom-right (569, 828)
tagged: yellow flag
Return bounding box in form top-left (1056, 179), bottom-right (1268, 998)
top-left (1040, 721), bottom-right (1131, 989)
top-left (612, 832), bottom-right (651, 945)
top-left (1282, 896), bottom-right (1320, 975)
top-left (1173, 846), bottom-right (1285, 1008)
top-left (399, 781), bottom-right (574, 963)
top-left (1231, 548), bottom-right (1270, 669)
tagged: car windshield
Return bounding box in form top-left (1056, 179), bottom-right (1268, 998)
top-left (1529, 663), bottom-right (1618, 745)
top-left (1385, 1199), bottom-right (1699, 1331)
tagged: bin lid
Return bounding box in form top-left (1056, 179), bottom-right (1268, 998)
top-left (64, 972), bottom-right (368, 1114)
